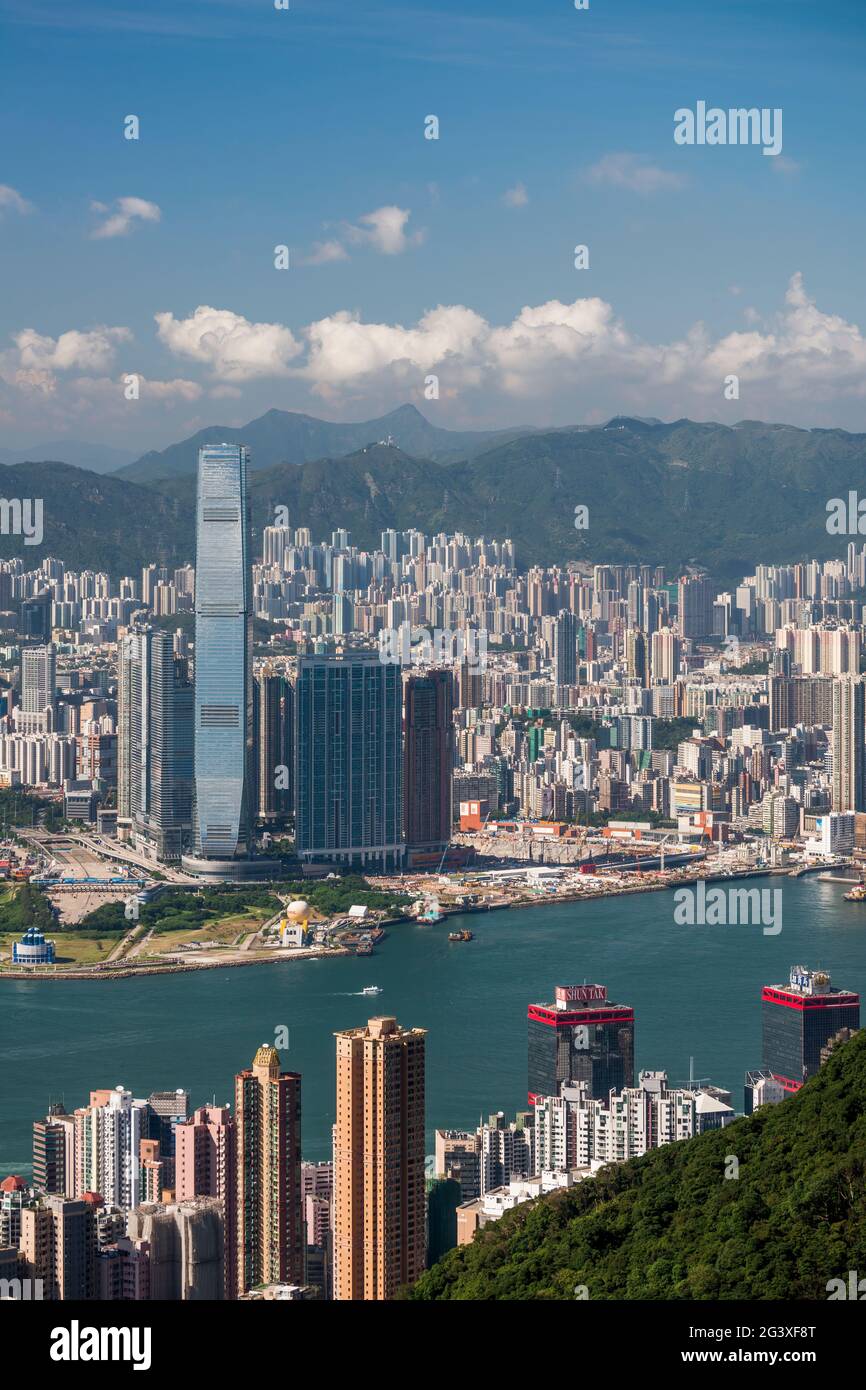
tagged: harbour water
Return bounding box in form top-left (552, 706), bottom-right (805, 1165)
top-left (2, 874), bottom-right (865, 1172)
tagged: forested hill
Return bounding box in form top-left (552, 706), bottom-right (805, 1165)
top-left (407, 1029), bottom-right (866, 1301)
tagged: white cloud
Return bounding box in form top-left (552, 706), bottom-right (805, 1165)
top-left (303, 304), bottom-right (488, 389)
top-left (154, 304), bottom-right (303, 380)
top-left (585, 152), bottom-right (686, 194)
top-left (346, 204), bottom-right (420, 255)
top-left (503, 183), bottom-right (529, 207)
top-left (137, 376), bottom-right (202, 401)
top-left (73, 374), bottom-right (203, 403)
top-left (13, 325), bottom-right (132, 377)
top-left (699, 273), bottom-right (866, 397)
top-left (300, 205), bottom-right (423, 265)
top-left (0, 185), bottom-right (33, 216)
top-left (91, 196), bottom-right (162, 239)
top-left (17, 274), bottom-right (860, 436)
top-left (302, 239), bottom-right (349, 266)
top-left (293, 274), bottom-right (866, 408)
top-left (772, 156), bottom-right (801, 176)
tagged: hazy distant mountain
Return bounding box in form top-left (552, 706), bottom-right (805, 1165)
top-left (152, 417), bottom-right (866, 583)
top-left (0, 461), bottom-right (190, 574)
top-left (0, 440), bottom-right (135, 473)
top-left (6, 417), bottom-right (866, 581)
top-left (117, 403), bottom-right (536, 484)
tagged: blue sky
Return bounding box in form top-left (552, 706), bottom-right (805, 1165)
top-left (1, 0), bottom-right (865, 452)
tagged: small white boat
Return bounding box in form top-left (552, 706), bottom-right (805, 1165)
top-left (360, 985), bottom-right (382, 995)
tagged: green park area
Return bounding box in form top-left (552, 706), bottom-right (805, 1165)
top-left (0, 875), bottom-right (409, 972)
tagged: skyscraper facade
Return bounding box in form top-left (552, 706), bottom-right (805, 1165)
top-left (295, 653), bottom-right (404, 870)
top-left (762, 966), bottom-right (860, 1095)
top-left (334, 1016), bottom-right (427, 1301)
top-left (234, 1045), bottom-right (303, 1297)
top-left (677, 575), bottom-right (714, 640)
top-left (118, 628), bottom-right (193, 860)
top-left (18, 643), bottom-right (56, 733)
top-left (253, 672), bottom-right (293, 822)
top-left (21, 643), bottom-right (55, 716)
top-left (553, 610), bottom-right (578, 688)
top-left (403, 670), bottom-right (454, 854)
top-left (527, 984), bottom-right (636, 1106)
top-left (73, 1087), bottom-right (147, 1209)
top-left (831, 676), bottom-right (865, 812)
top-left (33, 1105), bottom-right (75, 1197)
top-left (189, 444), bottom-right (255, 865)
top-left (175, 1104), bottom-right (238, 1298)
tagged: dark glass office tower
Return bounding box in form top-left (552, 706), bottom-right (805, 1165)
top-left (762, 966), bottom-right (860, 1094)
top-left (19, 590), bottom-right (51, 643)
top-left (118, 628), bottom-right (193, 861)
top-left (553, 610), bottom-right (578, 688)
top-left (527, 983), bottom-right (635, 1105)
top-left (403, 670), bottom-right (454, 854)
top-left (186, 444), bottom-right (255, 870)
top-left (253, 672), bottom-right (293, 821)
top-left (295, 653), bottom-right (404, 871)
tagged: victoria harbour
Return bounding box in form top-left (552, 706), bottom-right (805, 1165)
top-left (4, 874), bottom-right (864, 1174)
top-left (4, 0), bottom-right (866, 1329)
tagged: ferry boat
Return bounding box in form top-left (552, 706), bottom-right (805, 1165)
top-left (843, 883), bottom-right (866, 902)
top-left (360, 985), bottom-right (382, 995)
top-left (447, 928), bottom-right (474, 942)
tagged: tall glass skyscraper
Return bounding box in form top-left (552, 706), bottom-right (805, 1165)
top-left (118, 627), bottom-right (193, 861)
top-left (187, 444), bottom-right (255, 867)
top-left (295, 653), bottom-right (404, 871)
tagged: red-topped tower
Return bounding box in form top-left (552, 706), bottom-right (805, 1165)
top-left (762, 965), bottom-right (860, 1094)
top-left (527, 983), bottom-right (635, 1106)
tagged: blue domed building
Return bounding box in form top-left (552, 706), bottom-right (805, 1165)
top-left (12, 925), bottom-right (56, 966)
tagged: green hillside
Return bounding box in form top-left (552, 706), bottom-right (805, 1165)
top-left (6, 416), bottom-right (866, 582)
top-left (0, 460), bottom-right (191, 574)
top-left (407, 1030), bottom-right (866, 1301)
top-left (156, 416), bottom-right (866, 584)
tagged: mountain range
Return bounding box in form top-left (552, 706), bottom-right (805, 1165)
top-left (1, 408), bottom-right (864, 581)
top-left (0, 439), bottom-right (135, 474)
top-left (115, 403), bottom-right (536, 483)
